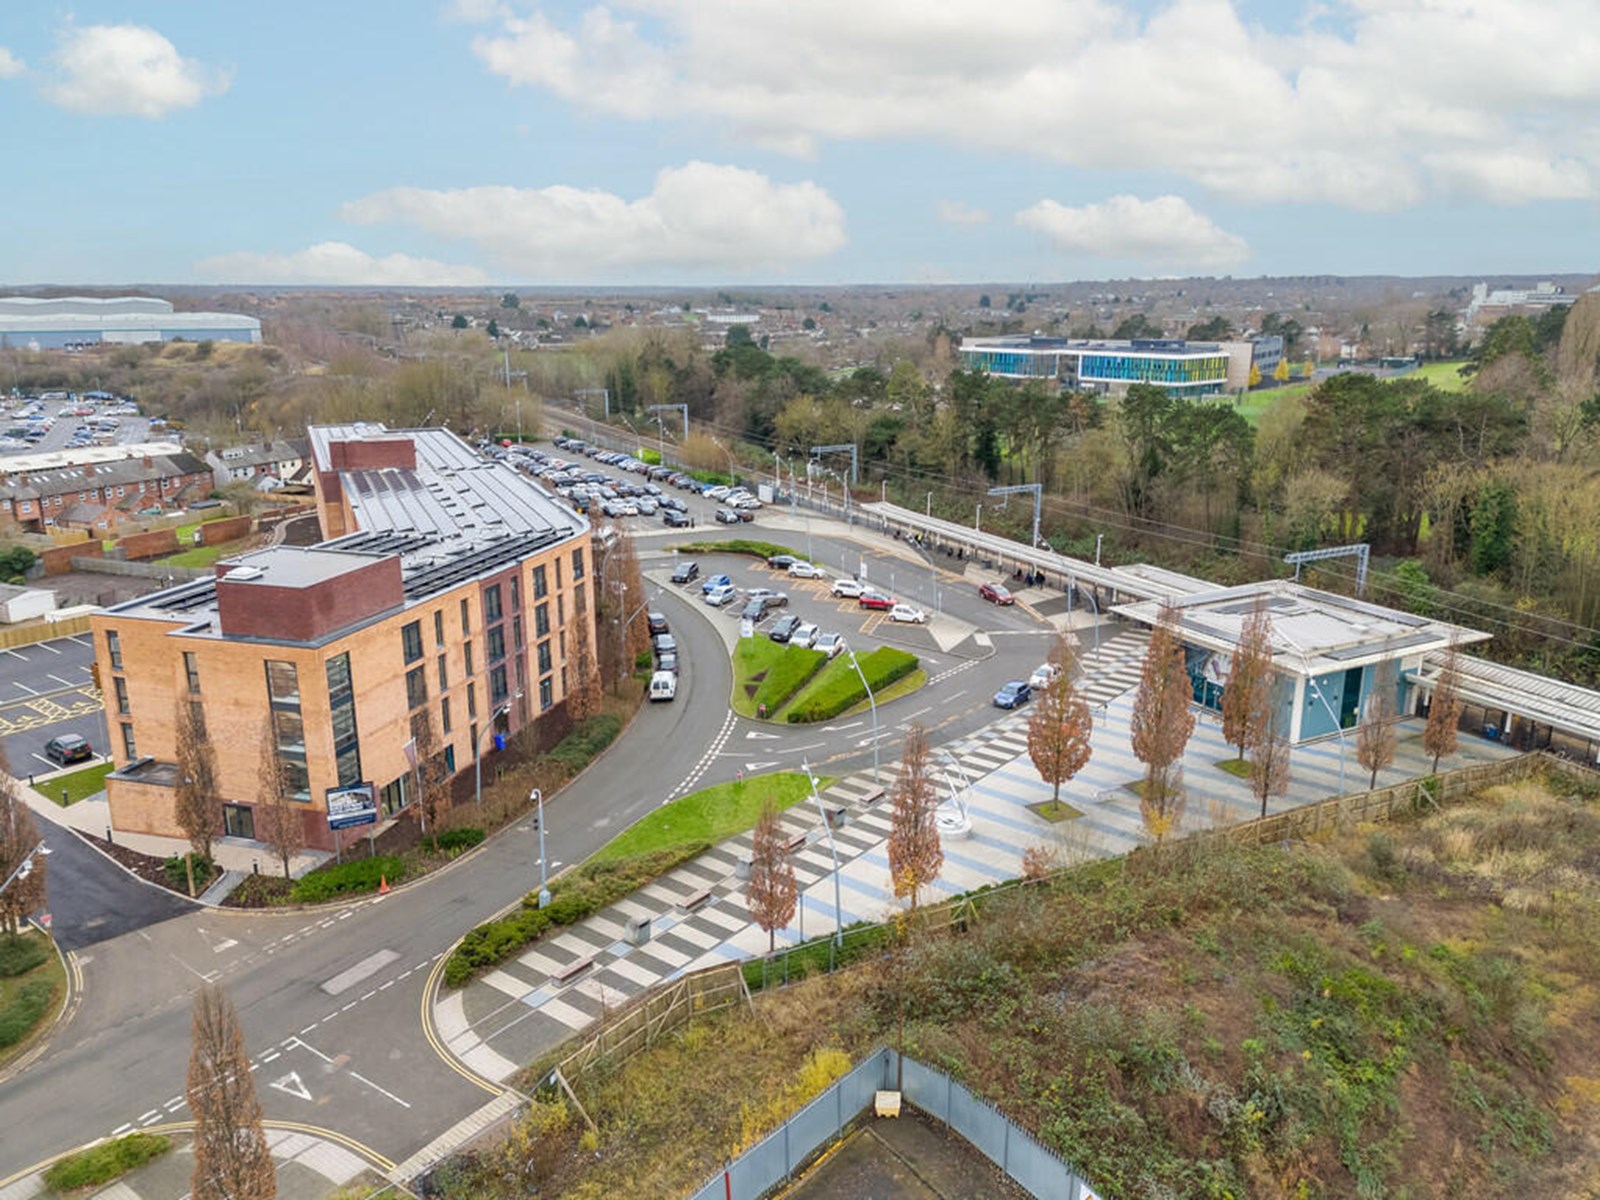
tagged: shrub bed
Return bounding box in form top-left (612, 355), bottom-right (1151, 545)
top-left (445, 843), bottom-right (709, 987)
top-left (785, 647), bottom-right (919, 723)
top-left (546, 714), bottom-right (622, 773)
top-left (162, 853), bottom-right (217, 893)
top-left (0, 977), bottom-right (57, 1048)
top-left (752, 645), bottom-right (825, 715)
top-left (0, 933), bottom-right (48, 978)
top-left (670, 539), bottom-right (801, 562)
top-left (290, 855), bottom-right (406, 904)
top-left (42, 1133), bottom-right (171, 1191)
top-left (435, 827), bottom-right (486, 853)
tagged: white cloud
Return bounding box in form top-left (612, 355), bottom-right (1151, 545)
top-left (0, 48), bottom-right (25, 79)
top-left (444, 0), bottom-right (508, 23)
top-left (1016, 195), bottom-right (1250, 270)
top-left (341, 162), bottom-right (846, 278)
top-left (466, 0), bottom-right (1600, 207)
top-left (43, 24), bottom-right (228, 118)
top-left (194, 242), bottom-right (489, 287)
top-left (936, 201), bottom-right (989, 226)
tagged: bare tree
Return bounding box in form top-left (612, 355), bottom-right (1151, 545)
top-left (566, 610), bottom-right (602, 724)
top-left (1356, 661), bottom-right (1399, 789)
top-left (174, 699), bottom-right (221, 893)
top-left (253, 717), bottom-right (299, 879)
top-left (411, 711), bottom-right (449, 851)
top-left (1221, 599), bottom-right (1273, 762)
top-left (594, 524), bottom-right (648, 690)
top-left (1130, 603), bottom-right (1197, 844)
top-left (887, 722), bottom-right (943, 911)
top-left (0, 777), bottom-right (45, 937)
top-left (1249, 706), bottom-right (1292, 820)
top-left (187, 984), bottom-right (275, 1200)
top-left (1423, 640), bottom-right (1464, 774)
top-left (745, 798), bottom-right (797, 953)
top-left (613, 526), bottom-right (651, 669)
top-left (1027, 634), bottom-right (1093, 802)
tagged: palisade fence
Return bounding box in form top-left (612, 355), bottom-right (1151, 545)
top-left (682, 1047), bottom-right (1097, 1200)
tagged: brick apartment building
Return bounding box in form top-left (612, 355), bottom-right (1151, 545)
top-left (92, 423), bottom-right (594, 852)
top-left (0, 450), bottom-right (213, 533)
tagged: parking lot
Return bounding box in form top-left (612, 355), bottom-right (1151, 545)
top-left (0, 633), bottom-right (107, 780)
top-left (0, 392), bottom-right (156, 457)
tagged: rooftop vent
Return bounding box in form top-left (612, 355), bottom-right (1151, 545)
top-left (223, 566), bottom-right (265, 581)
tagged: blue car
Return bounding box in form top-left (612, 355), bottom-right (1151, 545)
top-left (992, 681), bottom-right (1032, 709)
top-left (701, 572), bottom-right (732, 594)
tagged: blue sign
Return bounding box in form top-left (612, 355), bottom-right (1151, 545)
top-left (326, 783), bottom-right (378, 830)
top-left (493, 733), bottom-right (507, 752)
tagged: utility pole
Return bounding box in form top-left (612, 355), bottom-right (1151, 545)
top-left (647, 403), bottom-right (689, 442)
top-left (986, 483), bottom-right (1043, 550)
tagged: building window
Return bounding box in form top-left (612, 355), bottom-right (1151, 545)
top-left (402, 620), bottom-right (424, 664)
top-left (557, 594), bottom-right (564, 625)
top-left (555, 557), bottom-right (562, 589)
top-left (265, 659), bottom-right (299, 703)
top-left (561, 665), bottom-right (568, 693)
top-left (533, 564), bottom-right (548, 600)
top-left (437, 653), bottom-right (448, 691)
top-left (490, 664), bottom-right (508, 705)
top-left (539, 676), bottom-right (553, 711)
top-left (535, 603), bottom-right (550, 638)
top-left (468, 722), bottom-right (478, 756)
top-left (467, 681), bottom-right (477, 719)
top-left (441, 697), bottom-right (452, 735)
top-left (434, 609), bottom-right (445, 647)
top-left (121, 722), bottom-right (137, 758)
top-left (488, 625), bottom-right (506, 664)
top-left (516, 657), bottom-right (526, 692)
top-left (106, 629), bottom-right (123, 670)
top-left (463, 640), bottom-right (474, 675)
top-left (380, 775), bottom-right (411, 816)
top-left (484, 584), bottom-right (503, 623)
top-left (189, 700), bottom-right (206, 737)
top-left (113, 675), bottom-right (130, 716)
top-left (513, 615), bottom-right (524, 650)
top-left (406, 665), bottom-right (428, 709)
top-left (460, 597), bottom-right (470, 634)
top-left (223, 804), bottom-right (255, 840)
top-left (326, 652), bottom-right (361, 789)
top-left (574, 582), bottom-right (586, 614)
top-left (537, 640), bottom-right (552, 674)
top-left (183, 651), bottom-right (201, 694)
top-left (510, 575), bottom-right (521, 611)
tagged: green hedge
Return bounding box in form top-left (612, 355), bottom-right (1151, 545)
top-left (435, 827), bottom-right (486, 853)
top-left (42, 1133), bottom-right (171, 1191)
top-left (670, 539), bottom-right (800, 562)
top-left (786, 647), bottom-right (919, 723)
top-left (638, 447), bottom-right (662, 465)
top-left (752, 645), bottom-right (825, 714)
top-left (547, 713), bottom-right (623, 773)
top-left (0, 934), bottom-right (48, 978)
top-left (162, 853), bottom-right (216, 892)
top-left (290, 855), bottom-right (407, 904)
top-left (445, 843), bottom-right (709, 987)
top-left (0, 977), bottom-right (57, 1048)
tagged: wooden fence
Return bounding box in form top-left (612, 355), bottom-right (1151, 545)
top-left (0, 614), bottom-right (90, 649)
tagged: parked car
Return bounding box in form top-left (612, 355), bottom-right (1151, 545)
top-left (745, 588), bottom-right (789, 610)
top-left (649, 671), bottom-right (678, 702)
top-left (992, 681), bottom-right (1032, 709)
top-left (705, 485), bottom-right (731, 500)
top-left (701, 572), bottom-right (732, 594)
top-left (767, 554), bottom-right (800, 570)
top-left (979, 581), bottom-right (1016, 605)
top-left (768, 614), bottom-right (803, 643)
top-left (732, 507), bottom-right (755, 523)
top-left (671, 560), bottom-right (701, 585)
top-left (740, 598), bottom-right (770, 622)
top-left (814, 631), bottom-right (846, 659)
top-left (790, 621), bottom-right (820, 648)
top-left (662, 509), bottom-right (691, 528)
top-left (45, 734), bottom-right (93, 764)
top-left (889, 603), bottom-right (927, 624)
top-left (858, 590), bottom-right (895, 611)
top-left (647, 611), bottom-right (669, 636)
top-left (1029, 662), bottom-right (1062, 691)
top-left (714, 508), bottom-right (742, 524)
top-left (705, 583), bottom-right (738, 607)
top-left (787, 560), bottom-right (827, 579)
top-left (652, 632), bottom-right (677, 657)
top-left (657, 651), bottom-right (679, 675)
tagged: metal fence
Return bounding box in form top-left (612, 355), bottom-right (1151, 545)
top-left (70, 556), bottom-right (208, 582)
top-left (684, 1048), bottom-right (1097, 1200)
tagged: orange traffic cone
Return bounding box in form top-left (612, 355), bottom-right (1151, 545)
top-left (379, 875), bottom-right (390, 894)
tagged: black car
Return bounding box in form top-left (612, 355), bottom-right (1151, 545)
top-left (657, 651), bottom-right (679, 674)
top-left (662, 509), bottom-right (690, 528)
top-left (767, 554), bottom-right (800, 570)
top-left (670, 560), bottom-right (701, 585)
top-left (45, 734), bottom-right (93, 765)
top-left (768, 614), bottom-right (803, 643)
top-left (739, 599), bottom-right (769, 622)
top-left (647, 611), bottom-right (669, 636)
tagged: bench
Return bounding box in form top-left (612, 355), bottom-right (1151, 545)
top-left (553, 956), bottom-right (594, 983)
top-left (857, 787), bottom-right (886, 807)
top-left (785, 831), bottom-right (809, 853)
top-left (677, 888), bottom-right (713, 912)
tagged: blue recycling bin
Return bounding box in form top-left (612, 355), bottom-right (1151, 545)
top-left (494, 733), bottom-right (507, 752)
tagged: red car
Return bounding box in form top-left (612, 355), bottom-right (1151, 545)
top-left (858, 590), bottom-right (896, 611)
top-left (979, 581), bottom-right (1016, 605)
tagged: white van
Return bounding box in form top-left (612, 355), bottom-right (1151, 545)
top-left (649, 671), bottom-right (678, 702)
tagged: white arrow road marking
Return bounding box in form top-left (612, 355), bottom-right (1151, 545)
top-left (821, 721), bottom-right (864, 732)
top-left (270, 1070), bottom-right (313, 1102)
top-left (212, 939), bottom-right (238, 953)
top-left (744, 730), bottom-right (781, 740)
top-left (746, 761), bottom-right (781, 771)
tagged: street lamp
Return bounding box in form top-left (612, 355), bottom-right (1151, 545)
top-left (532, 787), bottom-right (550, 908)
top-left (846, 651), bottom-right (880, 783)
top-left (975, 503), bottom-right (982, 531)
top-left (473, 700), bottom-right (515, 808)
top-left (801, 761), bottom-right (843, 948)
top-left (0, 840), bottom-right (50, 904)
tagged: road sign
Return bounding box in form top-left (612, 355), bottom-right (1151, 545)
top-left (326, 783), bottom-right (378, 831)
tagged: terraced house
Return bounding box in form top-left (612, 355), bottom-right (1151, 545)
top-left (92, 423), bottom-right (593, 851)
top-left (0, 450), bottom-right (213, 532)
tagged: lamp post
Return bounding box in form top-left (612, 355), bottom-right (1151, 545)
top-left (925, 491), bottom-right (933, 517)
top-left (802, 761), bottom-right (843, 948)
top-left (975, 503), bottom-right (982, 531)
top-left (846, 651), bottom-right (880, 783)
top-left (473, 701), bottom-right (514, 808)
top-left (532, 787), bottom-right (550, 908)
top-left (0, 839), bottom-right (49, 905)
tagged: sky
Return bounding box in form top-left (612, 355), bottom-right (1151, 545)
top-left (1, 0), bottom-right (1597, 287)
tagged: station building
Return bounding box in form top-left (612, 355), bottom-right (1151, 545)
top-left (93, 423), bottom-right (592, 851)
top-left (0, 296), bottom-right (261, 349)
top-left (958, 335), bottom-right (1278, 397)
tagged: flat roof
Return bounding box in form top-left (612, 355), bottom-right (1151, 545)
top-left (0, 442), bottom-right (183, 474)
top-left (1114, 580), bottom-right (1488, 677)
top-left (216, 546), bottom-right (392, 589)
top-left (961, 335), bottom-right (1226, 356)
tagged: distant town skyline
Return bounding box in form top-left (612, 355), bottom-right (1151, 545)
top-left (2, 1), bottom-right (1596, 287)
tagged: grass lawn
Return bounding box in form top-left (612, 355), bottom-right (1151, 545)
top-left (731, 635), bottom-right (789, 717)
top-left (1215, 757), bottom-right (1252, 780)
top-left (784, 656), bottom-right (926, 720)
top-left (1233, 380), bottom-right (1313, 426)
top-left (1408, 360), bottom-right (1471, 391)
top-left (0, 932), bottom-right (65, 1068)
top-left (1028, 798), bottom-right (1083, 822)
top-left (47, 761), bottom-right (114, 805)
top-left (158, 540), bottom-right (243, 569)
top-left (591, 772), bottom-right (832, 863)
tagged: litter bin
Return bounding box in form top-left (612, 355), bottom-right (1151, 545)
top-left (626, 915), bottom-right (652, 946)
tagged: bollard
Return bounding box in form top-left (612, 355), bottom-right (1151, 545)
top-left (252, 860), bottom-right (260, 875)
top-left (62, 787), bottom-right (68, 806)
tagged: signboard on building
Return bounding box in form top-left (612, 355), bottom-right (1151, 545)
top-left (326, 783), bottom-right (378, 830)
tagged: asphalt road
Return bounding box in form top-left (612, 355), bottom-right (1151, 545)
top-left (0, 632), bottom-right (108, 777)
top-left (38, 820), bottom-right (196, 953)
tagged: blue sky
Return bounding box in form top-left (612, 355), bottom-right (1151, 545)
top-left (1, 1), bottom-right (1596, 286)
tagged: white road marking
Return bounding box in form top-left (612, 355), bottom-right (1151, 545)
top-left (12, 681), bottom-right (37, 695)
top-left (284, 1036), bottom-right (335, 1064)
top-left (212, 938), bottom-right (238, 953)
top-left (349, 1071), bottom-right (411, 1109)
top-left (821, 720), bottom-right (864, 732)
top-left (269, 1070), bottom-right (313, 1102)
top-left (112, 1124), bottom-right (132, 1136)
top-left (138, 1110), bottom-right (158, 1123)
top-left (4, 649), bottom-right (28, 661)
top-left (37, 641), bottom-right (61, 655)
top-left (746, 760), bottom-right (781, 771)
top-left (744, 730), bottom-right (780, 740)
top-left (48, 674), bottom-right (75, 687)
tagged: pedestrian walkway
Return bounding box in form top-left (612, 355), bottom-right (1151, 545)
top-left (437, 626), bottom-right (1521, 1085)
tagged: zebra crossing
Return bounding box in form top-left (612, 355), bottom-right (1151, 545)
top-left (1073, 628), bottom-right (1149, 708)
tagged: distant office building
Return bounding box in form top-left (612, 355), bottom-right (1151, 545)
top-left (1464, 281), bottom-right (1579, 325)
top-left (959, 335), bottom-right (1243, 397)
top-left (0, 296), bottom-right (261, 349)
